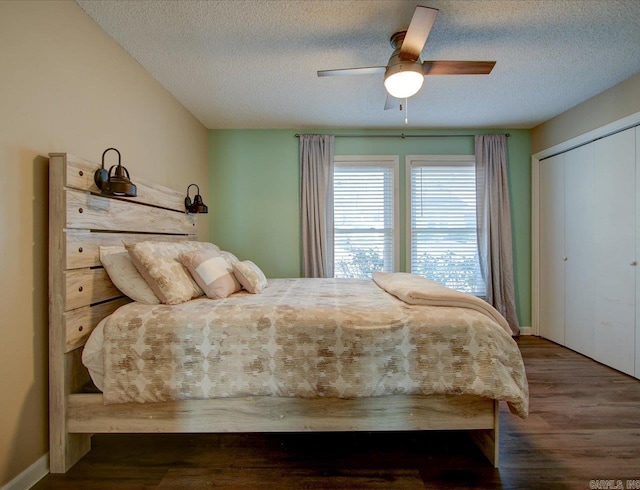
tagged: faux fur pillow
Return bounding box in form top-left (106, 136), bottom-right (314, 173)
top-left (126, 241), bottom-right (218, 304)
top-left (232, 260), bottom-right (268, 294)
top-left (180, 249), bottom-right (241, 299)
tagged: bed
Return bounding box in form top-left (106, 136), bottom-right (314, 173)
top-left (48, 152), bottom-right (528, 473)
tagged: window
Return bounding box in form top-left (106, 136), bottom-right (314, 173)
top-left (333, 156), bottom-right (398, 278)
top-left (407, 155), bottom-right (485, 296)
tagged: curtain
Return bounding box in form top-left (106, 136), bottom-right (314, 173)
top-left (475, 134), bottom-right (520, 336)
top-left (300, 134), bottom-right (335, 278)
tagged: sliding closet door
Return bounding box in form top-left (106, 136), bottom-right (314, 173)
top-left (563, 144), bottom-right (595, 358)
top-left (539, 155), bottom-right (565, 345)
top-left (637, 126), bottom-right (640, 379)
top-left (538, 123), bottom-right (640, 379)
top-left (592, 128), bottom-right (636, 376)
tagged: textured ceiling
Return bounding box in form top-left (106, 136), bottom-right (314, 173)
top-left (76, 0), bottom-right (640, 129)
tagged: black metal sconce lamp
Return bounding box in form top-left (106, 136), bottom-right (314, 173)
top-left (94, 148), bottom-right (137, 197)
top-left (185, 184), bottom-right (208, 214)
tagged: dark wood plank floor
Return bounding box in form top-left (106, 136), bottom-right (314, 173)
top-left (34, 337), bottom-right (640, 489)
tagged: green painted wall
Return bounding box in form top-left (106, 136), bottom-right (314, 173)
top-left (209, 128), bottom-right (531, 326)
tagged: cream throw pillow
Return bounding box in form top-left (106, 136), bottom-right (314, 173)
top-left (126, 241), bottom-right (218, 304)
top-left (219, 250), bottom-right (240, 266)
top-left (180, 249), bottom-right (241, 299)
top-left (233, 260), bottom-right (268, 294)
top-left (82, 315), bottom-right (108, 391)
top-left (99, 246), bottom-right (160, 304)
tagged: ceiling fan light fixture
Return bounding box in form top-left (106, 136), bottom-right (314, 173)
top-left (384, 62), bottom-right (424, 98)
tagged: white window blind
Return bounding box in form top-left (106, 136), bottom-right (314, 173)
top-left (409, 156), bottom-right (486, 296)
top-left (334, 157), bottom-right (398, 278)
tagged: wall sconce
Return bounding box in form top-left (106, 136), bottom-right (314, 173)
top-left (94, 148), bottom-right (137, 197)
top-left (185, 184), bottom-right (208, 214)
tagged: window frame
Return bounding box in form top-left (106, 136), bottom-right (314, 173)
top-left (333, 155), bottom-right (400, 277)
top-left (405, 154), bottom-right (485, 296)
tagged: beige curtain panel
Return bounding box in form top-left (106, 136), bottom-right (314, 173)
top-left (300, 134), bottom-right (335, 278)
top-left (475, 134), bottom-right (520, 336)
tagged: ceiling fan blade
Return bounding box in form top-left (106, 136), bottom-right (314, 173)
top-left (399, 6), bottom-right (438, 61)
top-left (422, 60), bottom-right (496, 75)
top-left (384, 95), bottom-right (400, 111)
top-left (317, 66), bottom-right (386, 77)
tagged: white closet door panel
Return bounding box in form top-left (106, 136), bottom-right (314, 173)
top-left (539, 155), bottom-right (565, 345)
top-left (564, 144), bottom-right (595, 358)
top-left (637, 126), bottom-right (640, 380)
top-left (592, 128), bottom-right (636, 376)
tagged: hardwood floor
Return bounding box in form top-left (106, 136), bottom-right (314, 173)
top-left (34, 336), bottom-right (640, 489)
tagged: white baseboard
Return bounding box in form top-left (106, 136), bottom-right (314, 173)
top-left (519, 326), bottom-right (533, 336)
top-left (2, 453), bottom-right (49, 490)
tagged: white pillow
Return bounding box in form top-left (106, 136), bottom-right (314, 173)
top-left (233, 260), bottom-right (268, 294)
top-left (82, 315), bottom-right (108, 392)
top-left (99, 246), bottom-right (160, 304)
top-left (180, 249), bottom-right (241, 299)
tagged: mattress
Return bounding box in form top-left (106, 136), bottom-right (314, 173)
top-left (83, 276), bottom-right (529, 417)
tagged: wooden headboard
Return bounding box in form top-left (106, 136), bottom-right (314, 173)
top-left (48, 152), bottom-right (197, 470)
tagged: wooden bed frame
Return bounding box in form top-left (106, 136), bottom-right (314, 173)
top-left (48, 152), bottom-right (500, 473)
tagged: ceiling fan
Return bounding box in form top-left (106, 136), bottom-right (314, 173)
top-left (317, 5), bottom-right (496, 110)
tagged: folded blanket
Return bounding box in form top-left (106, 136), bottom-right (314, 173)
top-left (373, 272), bottom-right (511, 335)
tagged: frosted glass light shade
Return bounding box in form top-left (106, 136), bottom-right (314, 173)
top-left (384, 70), bottom-right (424, 98)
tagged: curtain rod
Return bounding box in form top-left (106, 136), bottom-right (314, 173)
top-left (294, 133), bottom-right (510, 138)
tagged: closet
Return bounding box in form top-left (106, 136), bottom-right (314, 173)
top-left (538, 126), bottom-right (638, 378)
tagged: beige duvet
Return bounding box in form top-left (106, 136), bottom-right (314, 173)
top-left (102, 275), bottom-right (529, 417)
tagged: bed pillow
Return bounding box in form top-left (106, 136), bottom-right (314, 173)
top-left (180, 249), bottom-right (241, 299)
top-left (233, 260), bottom-right (268, 294)
top-left (219, 250), bottom-right (240, 266)
top-left (81, 315), bottom-right (108, 392)
top-left (125, 241), bottom-right (218, 304)
top-left (99, 246), bottom-right (160, 304)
